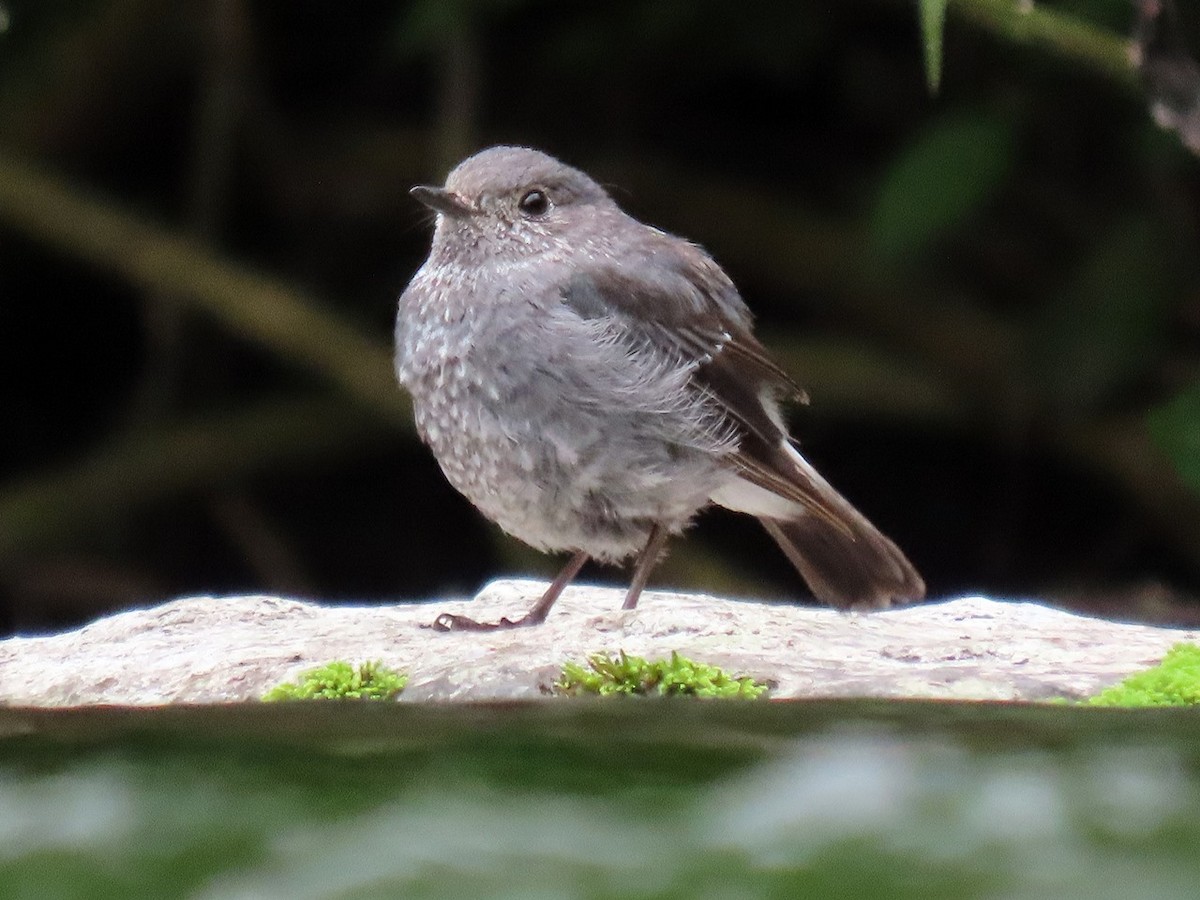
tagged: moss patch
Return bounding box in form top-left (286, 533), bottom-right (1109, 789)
top-left (263, 660), bottom-right (407, 701)
top-left (555, 651), bottom-right (768, 699)
top-left (1086, 643), bottom-right (1200, 707)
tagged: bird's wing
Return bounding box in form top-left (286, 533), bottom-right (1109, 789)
top-left (558, 237), bottom-right (853, 534)
top-left (559, 240), bottom-right (801, 434)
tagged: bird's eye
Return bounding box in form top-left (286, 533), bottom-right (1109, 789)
top-left (518, 189), bottom-right (550, 217)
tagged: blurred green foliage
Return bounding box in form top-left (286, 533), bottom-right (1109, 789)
top-left (7, 701), bottom-right (1200, 897)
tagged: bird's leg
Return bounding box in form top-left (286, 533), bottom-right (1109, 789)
top-left (621, 524), bottom-right (669, 610)
top-left (431, 550), bottom-right (590, 631)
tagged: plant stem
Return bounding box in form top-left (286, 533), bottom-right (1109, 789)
top-left (949, 0), bottom-right (1137, 89)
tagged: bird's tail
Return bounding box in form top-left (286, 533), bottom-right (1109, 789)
top-left (752, 441), bottom-right (923, 609)
top-left (712, 436), bottom-right (925, 609)
top-left (760, 511), bottom-right (924, 610)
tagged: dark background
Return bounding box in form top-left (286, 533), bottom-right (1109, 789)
top-left (1, 0), bottom-right (1199, 635)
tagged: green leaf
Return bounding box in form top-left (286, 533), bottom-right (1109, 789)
top-left (868, 112), bottom-right (1015, 262)
top-left (919, 0), bottom-right (948, 94)
top-left (1148, 382), bottom-right (1200, 496)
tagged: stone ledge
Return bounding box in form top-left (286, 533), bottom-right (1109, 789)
top-left (1, 581), bottom-right (1194, 705)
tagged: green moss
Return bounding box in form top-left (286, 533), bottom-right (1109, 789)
top-left (262, 660), bottom-right (407, 702)
top-left (555, 651), bottom-right (768, 699)
top-left (1086, 643), bottom-right (1200, 707)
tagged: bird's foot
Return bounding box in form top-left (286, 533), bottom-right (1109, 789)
top-left (428, 612), bottom-right (544, 632)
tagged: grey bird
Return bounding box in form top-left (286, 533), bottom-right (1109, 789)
top-left (395, 146), bottom-right (924, 630)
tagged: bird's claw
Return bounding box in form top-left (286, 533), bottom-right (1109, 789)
top-left (429, 613), bottom-right (530, 632)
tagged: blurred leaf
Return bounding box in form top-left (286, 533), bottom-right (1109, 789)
top-left (868, 112), bottom-right (1015, 262)
top-left (1148, 381), bottom-right (1200, 495)
top-left (1033, 217), bottom-right (1176, 414)
top-left (919, 0), bottom-right (948, 94)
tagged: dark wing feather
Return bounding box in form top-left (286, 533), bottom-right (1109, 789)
top-left (559, 241), bottom-right (802, 444)
top-left (559, 238), bottom-right (851, 534)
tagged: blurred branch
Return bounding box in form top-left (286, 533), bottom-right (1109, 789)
top-left (948, 0), bottom-right (1138, 89)
top-left (129, 0), bottom-right (255, 423)
top-left (0, 396), bottom-right (400, 563)
top-left (434, 23), bottom-right (482, 171)
top-left (186, 0), bottom-right (251, 237)
top-left (0, 151), bottom-right (403, 422)
top-left (920, 0), bottom-right (949, 94)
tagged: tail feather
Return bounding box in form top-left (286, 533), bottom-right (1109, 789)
top-left (760, 514), bottom-right (924, 610)
top-left (716, 439), bottom-right (924, 609)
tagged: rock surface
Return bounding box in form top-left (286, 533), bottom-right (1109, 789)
top-left (1, 581), bottom-right (1196, 706)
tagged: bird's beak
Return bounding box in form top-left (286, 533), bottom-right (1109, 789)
top-left (410, 185), bottom-right (473, 218)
